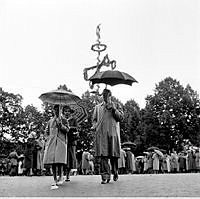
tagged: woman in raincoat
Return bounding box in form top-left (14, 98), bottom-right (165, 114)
top-left (152, 152), bottom-right (159, 174)
top-left (43, 105), bottom-right (69, 190)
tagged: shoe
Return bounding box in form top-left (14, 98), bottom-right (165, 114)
top-left (65, 179), bottom-right (70, 182)
top-left (107, 179), bottom-right (110, 183)
top-left (101, 180), bottom-right (107, 184)
top-left (57, 180), bottom-right (64, 185)
top-left (51, 183), bottom-right (58, 190)
top-left (113, 173), bottom-right (118, 181)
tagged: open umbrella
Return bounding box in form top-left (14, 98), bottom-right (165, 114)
top-left (39, 88), bottom-right (81, 105)
top-left (121, 141), bottom-right (136, 148)
top-left (147, 146), bottom-right (159, 151)
top-left (154, 149), bottom-right (164, 158)
top-left (39, 88), bottom-right (83, 120)
top-left (136, 156), bottom-right (144, 160)
top-left (67, 101), bottom-right (88, 125)
top-left (89, 70), bottom-right (138, 86)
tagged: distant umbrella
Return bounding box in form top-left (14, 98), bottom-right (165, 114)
top-left (154, 149), bottom-right (164, 158)
top-left (121, 141), bottom-right (136, 148)
top-left (136, 156), bottom-right (144, 160)
top-left (147, 146), bottom-right (159, 151)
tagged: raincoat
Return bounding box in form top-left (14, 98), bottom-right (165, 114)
top-left (92, 102), bottom-right (123, 158)
top-left (43, 116), bottom-right (69, 165)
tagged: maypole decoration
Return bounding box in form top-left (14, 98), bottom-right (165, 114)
top-left (83, 24), bottom-right (116, 90)
top-left (83, 24), bottom-right (138, 96)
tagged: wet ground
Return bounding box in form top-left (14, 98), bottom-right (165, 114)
top-left (0, 173), bottom-right (200, 197)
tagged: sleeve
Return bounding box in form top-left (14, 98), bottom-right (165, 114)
top-left (60, 117), bottom-right (70, 134)
top-left (45, 121), bottom-right (50, 137)
top-left (112, 103), bottom-right (124, 122)
top-left (92, 106), bottom-right (98, 129)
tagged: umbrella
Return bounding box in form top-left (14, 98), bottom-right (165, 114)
top-left (121, 141), bottom-right (136, 147)
top-left (159, 149), bottom-right (167, 154)
top-left (147, 146), bottom-right (159, 151)
top-left (89, 70), bottom-right (138, 86)
top-left (67, 101), bottom-right (88, 125)
top-left (39, 88), bottom-right (81, 105)
top-left (136, 156), bottom-right (144, 159)
top-left (39, 88), bottom-right (83, 120)
top-left (154, 149), bottom-right (164, 158)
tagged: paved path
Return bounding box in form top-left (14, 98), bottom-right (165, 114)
top-left (1, 173), bottom-right (200, 197)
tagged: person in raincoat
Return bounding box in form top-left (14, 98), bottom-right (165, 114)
top-left (24, 131), bottom-right (37, 176)
top-left (118, 148), bottom-right (126, 174)
top-left (64, 106), bottom-right (79, 181)
top-left (43, 104), bottom-right (69, 190)
top-left (8, 149), bottom-right (19, 176)
top-left (92, 89), bottom-right (123, 184)
top-left (152, 152), bottom-right (159, 174)
top-left (36, 133), bottom-right (45, 175)
top-left (81, 150), bottom-right (90, 175)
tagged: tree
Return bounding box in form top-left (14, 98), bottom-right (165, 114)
top-left (121, 99), bottom-right (140, 142)
top-left (0, 88), bottom-right (25, 154)
top-left (144, 77), bottom-right (200, 151)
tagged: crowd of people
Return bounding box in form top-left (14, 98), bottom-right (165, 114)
top-left (1, 88), bottom-right (199, 191)
top-left (117, 146), bottom-right (200, 175)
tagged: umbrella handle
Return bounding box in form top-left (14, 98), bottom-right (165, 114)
top-left (59, 105), bottom-right (62, 123)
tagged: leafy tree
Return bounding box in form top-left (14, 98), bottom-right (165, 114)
top-left (0, 88), bottom-right (25, 154)
top-left (144, 77), bottom-right (200, 151)
top-left (121, 99), bottom-right (140, 143)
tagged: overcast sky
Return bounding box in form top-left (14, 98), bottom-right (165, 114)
top-left (0, 0), bottom-right (199, 111)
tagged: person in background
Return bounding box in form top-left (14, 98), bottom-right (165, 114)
top-left (178, 151), bottom-right (186, 173)
top-left (118, 148), bottom-right (126, 174)
top-left (152, 151), bottom-right (159, 174)
top-left (88, 151), bottom-right (95, 175)
top-left (24, 131), bottom-right (36, 176)
top-left (8, 149), bottom-right (19, 176)
top-left (82, 150), bottom-right (90, 175)
top-left (147, 152), bottom-right (153, 174)
top-left (63, 106), bottom-right (79, 182)
top-left (195, 149), bottom-right (200, 173)
top-left (143, 153), bottom-right (149, 174)
top-left (36, 133), bottom-right (45, 176)
top-left (18, 154), bottom-right (25, 176)
top-left (188, 150), bottom-right (196, 173)
top-left (125, 148), bottom-right (135, 174)
top-left (43, 105), bottom-right (69, 190)
top-left (92, 89), bottom-right (123, 184)
top-left (170, 150), bottom-right (179, 173)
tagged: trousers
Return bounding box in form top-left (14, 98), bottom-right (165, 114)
top-left (100, 156), bottom-right (118, 181)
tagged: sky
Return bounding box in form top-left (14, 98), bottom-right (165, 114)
top-left (0, 0), bottom-right (199, 111)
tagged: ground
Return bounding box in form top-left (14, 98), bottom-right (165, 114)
top-left (0, 173), bottom-right (200, 197)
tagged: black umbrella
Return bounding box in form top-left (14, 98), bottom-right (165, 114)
top-left (89, 70), bottom-right (138, 86)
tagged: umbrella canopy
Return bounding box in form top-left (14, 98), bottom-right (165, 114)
top-left (136, 156), bottom-right (144, 159)
top-left (121, 141), bottom-right (136, 147)
top-left (39, 88), bottom-right (81, 105)
top-left (154, 149), bottom-right (164, 158)
top-left (89, 70), bottom-right (138, 86)
top-left (67, 101), bottom-right (88, 125)
top-left (147, 146), bottom-right (159, 151)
